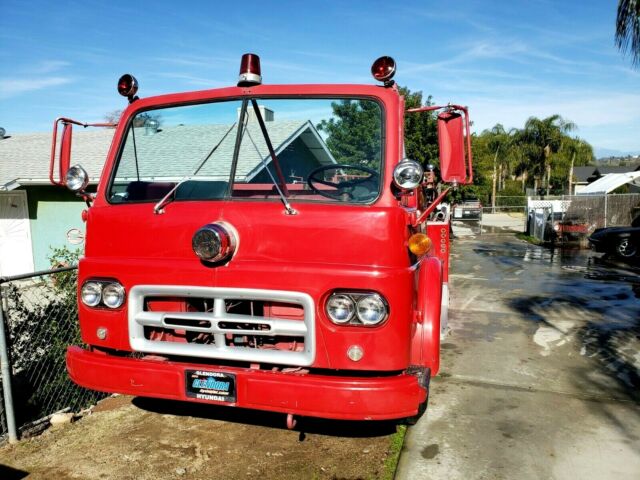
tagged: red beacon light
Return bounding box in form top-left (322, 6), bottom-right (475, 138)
top-left (371, 56), bottom-right (396, 87)
top-left (238, 53), bottom-right (262, 87)
top-left (117, 74), bottom-right (139, 103)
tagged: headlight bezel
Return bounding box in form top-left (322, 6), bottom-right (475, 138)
top-left (393, 159), bottom-right (424, 191)
top-left (325, 291), bottom-right (389, 327)
top-left (80, 281), bottom-right (103, 307)
top-left (192, 222), bottom-right (238, 263)
top-left (102, 282), bottom-right (126, 309)
top-left (326, 294), bottom-right (356, 324)
top-left (66, 164), bottom-right (90, 192)
top-left (81, 279), bottom-right (126, 309)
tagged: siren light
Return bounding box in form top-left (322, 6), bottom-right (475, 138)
top-left (117, 74), bottom-right (139, 103)
top-left (371, 56), bottom-right (396, 85)
top-left (238, 53), bottom-right (262, 87)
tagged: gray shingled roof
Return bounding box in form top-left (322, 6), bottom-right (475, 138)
top-left (0, 120), bottom-right (334, 189)
top-left (0, 129), bottom-right (114, 189)
top-left (572, 166), bottom-right (597, 183)
top-left (116, 120), bottom-right (333, 181)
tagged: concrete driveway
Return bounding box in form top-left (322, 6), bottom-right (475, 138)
top-left (397, 234), bottom-right (640, 479)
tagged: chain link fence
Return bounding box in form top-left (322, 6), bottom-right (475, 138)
top-left (0, 267), bottom-right (105, 442)
top-left (526, 193), bottom-right (640, 243)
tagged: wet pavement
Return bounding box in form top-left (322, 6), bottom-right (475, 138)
top-left (397, 233), bottom-right (640, 480)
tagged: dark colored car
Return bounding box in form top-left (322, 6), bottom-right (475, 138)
top-left (453, 198), bottom-right (482, 221)
top-left (588, 216), bottom-right (640, 261)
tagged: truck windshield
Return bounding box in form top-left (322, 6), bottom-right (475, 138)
top-left (108, 97), bottom-right (383, 205)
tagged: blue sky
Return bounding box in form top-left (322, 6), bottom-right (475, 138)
top-left (1, 0), bottom-right (638, 157)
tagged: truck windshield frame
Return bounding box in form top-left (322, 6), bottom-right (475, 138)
top-left (106, 95), bottom-right (386, 206)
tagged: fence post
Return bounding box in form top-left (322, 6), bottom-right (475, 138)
top-left (604, 195), bottom-right (608, 228)
top-left (0, 285), bottom-right (18, 443)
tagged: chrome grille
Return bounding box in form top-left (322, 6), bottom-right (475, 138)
top-left (128, 285), bottom-right (315, 366)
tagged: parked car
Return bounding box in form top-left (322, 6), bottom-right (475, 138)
top-left (588, 215), bottom-right (640, 261)
top-left (453, 197), bottom-right (482, 221)
top-left (551, 213), bottom-right (594, 243)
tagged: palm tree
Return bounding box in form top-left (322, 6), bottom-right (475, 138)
top-left (519, 115), bottom-right (576, 195)
top-left (616, 0), bottom-right (640, 67)
top-left (483, 124), bottom-right (514, 211)
top-left (564, 138), bottom-right (595, 194)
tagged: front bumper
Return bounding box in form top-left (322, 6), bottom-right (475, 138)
top-left (67, 346), bottom-right (426, 421)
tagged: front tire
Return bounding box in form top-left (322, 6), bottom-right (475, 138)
top-left (615, 237), bottom-right (637, 259)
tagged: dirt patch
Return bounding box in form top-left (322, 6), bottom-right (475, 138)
top-left (0, 396), bottom-right (404, 480)
top-left (91, 395), bottom-right (133, 413)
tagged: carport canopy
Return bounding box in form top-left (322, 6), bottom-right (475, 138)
top-left (576, 171), bottom-right (640, 194)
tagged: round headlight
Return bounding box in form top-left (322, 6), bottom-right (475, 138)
top-left (326, 294), bottom-right (355, 324)
top-left (66, 165), bottom-right (89, 192)
top-left (356, 294), bottom-right (388, 325)
top-left (102, 283), bottom-right (125, 309)
top-left (393, 160), bottom-right (423, 190)
top-left (81, 281), bottom-right (102, 307)
top-left (192, 222), bottom-right (237, 263)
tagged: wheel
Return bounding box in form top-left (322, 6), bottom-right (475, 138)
top-left (307, 164), bottom-right (379, 201)
top-left (615, 237), bottom-right (637, 258)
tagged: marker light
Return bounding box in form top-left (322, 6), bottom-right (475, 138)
top-left (66, 165), bottom-right (89, 192)
top-left (192, 222), bottom-right (238, 263)
top-left (96, 327), bottom-right (108, 340)
top-left (393, 160), bottom-right (423, 190)
top-left (408, 233), bottom-right (432, 256)
top-left (347, 345), bottom-right (364, 362)
top-left (117, 74), bottom-right (139, 101)
top-left (371, 56), bottom-right (396, 83)
top-left (238, 53), bottom-right (262, 87)
top-left (81, 282), bottom-right (102, 307)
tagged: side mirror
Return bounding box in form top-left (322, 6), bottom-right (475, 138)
top-left (437, 108), bottom-right (472, 185)
top-left (406, 104), bottom-right (473, 186)
top-left (50, 118), bottom-right (77, 187)
top-left (60, 122), bottom-right (73, 182)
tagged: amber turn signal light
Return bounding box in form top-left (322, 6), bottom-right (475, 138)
top-left (408, 233), bottom-right (432, 256)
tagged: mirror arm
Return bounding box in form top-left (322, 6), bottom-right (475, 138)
top-left (412, 187), bottom-right (451, 227)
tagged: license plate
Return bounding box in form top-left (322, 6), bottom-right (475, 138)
top-left (185, 370), bottom-right (236, 403)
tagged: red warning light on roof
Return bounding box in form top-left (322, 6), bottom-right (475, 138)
top-left (371, 56), bottom-right (396, 83)
top-left (238, 53), bottom-right (262, 87)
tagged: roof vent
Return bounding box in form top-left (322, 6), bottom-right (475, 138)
top-left (237, 106), bottom-right (274, 122)
top-left (0, 127), bottom-right (5, 139)
top-left (144, 118), bottom-right (159, 135)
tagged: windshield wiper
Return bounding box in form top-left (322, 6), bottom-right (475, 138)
top-left (153, 122), bottom-right (237, 214)
top-left (247, 99), bottom-right (297, 215)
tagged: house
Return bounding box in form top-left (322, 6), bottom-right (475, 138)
top-left (572, 165), bottom-right (640, 194)
top-left (0, 116), bottom-right (335, 276)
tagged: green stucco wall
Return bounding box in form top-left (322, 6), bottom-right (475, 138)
top-left (24, 186), bottom-right (85, 270)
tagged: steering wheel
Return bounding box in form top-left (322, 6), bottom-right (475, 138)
top-left (307, 164), bottom-right (379, 201)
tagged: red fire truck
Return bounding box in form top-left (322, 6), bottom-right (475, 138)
top-left (50, 55), bottom-right (472, 425)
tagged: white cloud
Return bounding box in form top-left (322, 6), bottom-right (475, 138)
top-left (0, 77), bottom-right (73, 99)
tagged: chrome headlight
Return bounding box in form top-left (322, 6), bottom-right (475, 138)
top-left (356, 294), bottom-right (388, 325)
top-left (102, 282), bottom-right (126, 309)
top-left (326, 292), bottom-right (389, 326)
top-left (66, 165), bottom-right (89, 192)
top-left (326, 294), bottom-right (355, 324)
top-left (81, 281), bottom-right (102, 307)
top-left (393, 160), bottom-right (423, 190)
top-left (192, 222), bottom-right (237, 263)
